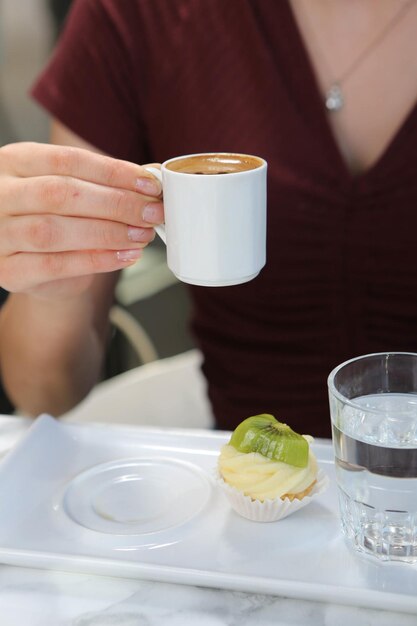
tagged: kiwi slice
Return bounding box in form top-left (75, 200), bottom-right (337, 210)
top-left (229, 414), bottom-right (309, 468)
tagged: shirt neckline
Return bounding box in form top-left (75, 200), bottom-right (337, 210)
top-left (281, 0), bottom-right (417, 185)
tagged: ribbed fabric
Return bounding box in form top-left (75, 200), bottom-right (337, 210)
top-left (32, 0), bottom-right (417, 437)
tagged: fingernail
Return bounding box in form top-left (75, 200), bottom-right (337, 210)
top-left (143, 202), bottom-right (164, 224)
top-left (136, 177), bottom-right (160, 196)
top-left (128, 226), bottom-right (148, 242)
top-left (116, 249), bottom-right (143, 262)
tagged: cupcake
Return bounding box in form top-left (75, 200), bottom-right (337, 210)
top-left (217, 413), bottom-right (328, 521)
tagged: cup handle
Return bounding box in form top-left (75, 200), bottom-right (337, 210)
top-left (144, 166), bottom-right (166, 244)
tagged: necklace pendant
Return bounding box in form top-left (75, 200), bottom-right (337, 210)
top-left (325, 84), bottom-right (344, 112)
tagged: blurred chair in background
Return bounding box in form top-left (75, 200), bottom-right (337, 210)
top-left (105, 240), bottom-right (195, 371)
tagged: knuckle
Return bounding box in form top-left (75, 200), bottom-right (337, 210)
top-left (100, 223), bottom-right (117, 248)
top-left (0, 141), bottom-right (36, 161)
top-left (0, 143), bottom-right (19, 169)
top-left (108, 188), bottom-right (127, 220)
top-left (39, 251), bottom-right (64, 278)
top-left (86, 250), bottom-right (106, 273)
top-left (26, 216), bottom-right (57, 251)
top-left (49, 146), bottom-right (78, 175)
top-left (36, 176), bottom-right (69, 210)
top-left (105, 160), bottom-right (126, 187)
top-left (100, 186), bottom-right (142, 224)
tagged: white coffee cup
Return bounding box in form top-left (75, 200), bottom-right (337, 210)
top-left (146, 152), bottom-right (267, 287)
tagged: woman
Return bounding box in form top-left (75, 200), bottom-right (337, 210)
top-left (0, 0), bottom-right (416, 436)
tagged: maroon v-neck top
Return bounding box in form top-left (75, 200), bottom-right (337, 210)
top-left (32, 0), bottom-right (417, 437)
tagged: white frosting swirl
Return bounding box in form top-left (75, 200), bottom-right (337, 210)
top-left (218, 436), bottom-right (318, 502)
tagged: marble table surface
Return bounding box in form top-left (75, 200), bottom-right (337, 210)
top-left (0, 564), bottom-right (416, 626)
top-left (0, 417), bottom-right (415, 626)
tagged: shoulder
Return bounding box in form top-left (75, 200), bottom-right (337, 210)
top-left (62, 0), bottom-right (214, 49)
top-left (69, 0), bottom-right (250, 34)
top-left (72, 0), bottom-right (219, 24)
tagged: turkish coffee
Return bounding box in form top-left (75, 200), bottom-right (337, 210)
top-left (166, 153), bottom-right (264, 175)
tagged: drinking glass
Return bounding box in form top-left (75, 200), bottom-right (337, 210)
top-left (328, 352), bottom-right (417, 562)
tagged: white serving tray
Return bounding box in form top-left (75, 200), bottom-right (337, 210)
top-left (0, 414), bottom-right (416, 614)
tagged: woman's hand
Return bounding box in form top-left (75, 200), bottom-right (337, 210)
top-left (0, 142), bottom-right (163, 298)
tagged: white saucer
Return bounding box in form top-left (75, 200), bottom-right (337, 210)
top-left (63, 457), bottom-right (211, 535)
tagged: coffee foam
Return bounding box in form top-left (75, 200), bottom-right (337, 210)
top-left (166, 153), bottom-right (263, 175)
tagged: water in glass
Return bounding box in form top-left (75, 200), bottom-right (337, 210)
top-left (332, 392), bottom-right (417, 561)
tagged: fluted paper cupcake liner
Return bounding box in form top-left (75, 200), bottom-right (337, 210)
top-left (217, 468), bottom-right (329, 522)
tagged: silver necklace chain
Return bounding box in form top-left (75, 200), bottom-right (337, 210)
top-left (322, 0), bottom-right (416, 111)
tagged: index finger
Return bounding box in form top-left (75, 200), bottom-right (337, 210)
top-left (0, 142), bottom-right (162, 195)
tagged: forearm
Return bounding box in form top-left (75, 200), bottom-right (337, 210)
top-left (0, 289), bottom-right (112, 417)
top-left (0, 131), bottom-right (163, 415)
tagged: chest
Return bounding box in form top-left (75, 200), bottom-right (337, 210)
top-left (289, 0), bottom-right (417, 176)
